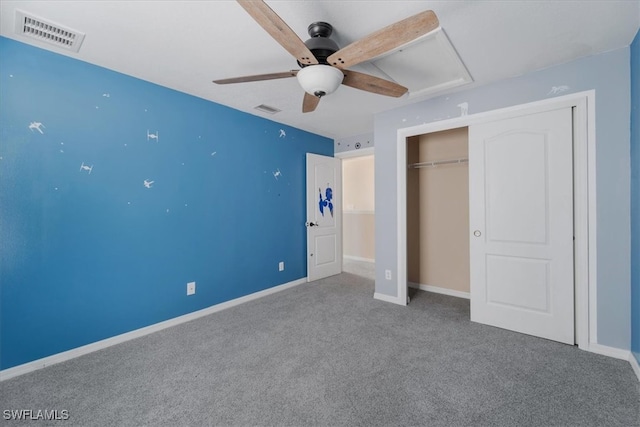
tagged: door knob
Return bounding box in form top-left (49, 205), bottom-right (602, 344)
top-left (306, 221), bottom-right (319, 227)
top-left (474, 230), bottom-right (482, 237)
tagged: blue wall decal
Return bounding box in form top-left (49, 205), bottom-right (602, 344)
top-left (318, 187), bottom-right (334, 217)
top-left (0, 37), bottom-right (333, 370)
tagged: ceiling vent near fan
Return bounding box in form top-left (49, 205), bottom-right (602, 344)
top-left (254, 104), bottom-right (281, 115)
top-left (15, 10), bottom-right (85, 52)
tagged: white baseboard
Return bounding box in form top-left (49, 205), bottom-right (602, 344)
top-left (344, 255), bottom-right (375, 263)
top-left (409, 282), bottom-right (470, 300)
top-left (343, 210), bottom-right (375, 215)
top-left (373, 292), bottom-right (405, 306)
top-left (0, 277), bottom-right (307, 382)
top-left (586, 342), bottom-right (630, 361)
top-left (630, 353), bottom-right (640, 383)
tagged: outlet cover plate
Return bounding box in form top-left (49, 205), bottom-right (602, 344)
top-left (187, 281), bottom-right (196, 295)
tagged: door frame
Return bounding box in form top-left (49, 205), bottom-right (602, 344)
top-left (335, 146), bottom-right (375, 159)
top-left (395, 90), bottom-right (595, 350)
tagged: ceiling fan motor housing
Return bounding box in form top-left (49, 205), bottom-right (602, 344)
top-left (296, 65), bottom-right (344, 97)
top-left (299, 22), bottom-right (339, 66)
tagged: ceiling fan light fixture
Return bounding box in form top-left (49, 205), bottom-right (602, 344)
top-left (296, 65), bottom-right (344, 97)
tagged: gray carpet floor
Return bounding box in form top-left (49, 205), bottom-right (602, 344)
top-left (1, 261), bottom-right (639, 426)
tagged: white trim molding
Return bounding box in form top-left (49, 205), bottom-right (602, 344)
top-left (344, 255), bottom-right (375, 263)
top-left (374, 292), bottom-right (405, 305)
top-left (630, 353), bottom-right (640, 383)
top-left (0, 277), bottom-right (307, 382)
top-left (586, 343), bottom-right (630, 361)
top-left (409, 282), bottom-right (470, 299)
top-left (343, 210), bottom-right (375, 215)
top-left (394, 91), bottom-right (596, 351)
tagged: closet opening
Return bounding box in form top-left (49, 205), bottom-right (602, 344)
top-left (406, 127), bottom-right (470, 301)
top-left (395, 93), bottom-right (594, 348)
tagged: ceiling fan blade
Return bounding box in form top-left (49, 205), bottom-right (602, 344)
top-left (237, 0), bottom-right (318, 66)
top-left (302, 92), bottom-right (320, 113)
top-left (327, 10), bottom-right (439, 69)
top-left (342, 70), bottom-right (408, 97)
top-left (213, 70), bottom-right (298, 85)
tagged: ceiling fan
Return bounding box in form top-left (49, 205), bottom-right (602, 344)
top-left (213, 0), bottom-right (439, 113)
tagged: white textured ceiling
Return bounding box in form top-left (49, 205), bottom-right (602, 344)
top-left (1, 1), bottom-right (639, 139)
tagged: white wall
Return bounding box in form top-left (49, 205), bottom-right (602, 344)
top-left (335, 133), bottom-right (374, 154)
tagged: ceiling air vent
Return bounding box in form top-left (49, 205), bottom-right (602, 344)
top-left (254, 104), bottom-right (281, 115)
top-left (15, 10), bottom-right (85, 52)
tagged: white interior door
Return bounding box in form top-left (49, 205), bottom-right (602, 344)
top-left (469, 107), bottom-right (574, 344)
top-left (306, 153), bottom-right (342, 281)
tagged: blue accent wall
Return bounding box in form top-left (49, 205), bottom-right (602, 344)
top-left (631, 29), bottom-right (640, 365)
top-left (0, 37), bottom-right (333, 370)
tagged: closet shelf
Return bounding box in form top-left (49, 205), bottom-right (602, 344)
top-left (408, 158), bottom-right (468, 168)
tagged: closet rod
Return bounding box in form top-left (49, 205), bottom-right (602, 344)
top-left (408, 158), bottom-right (469, 169)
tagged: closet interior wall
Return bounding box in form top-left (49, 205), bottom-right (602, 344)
top-left (407, 127), bottom-right (470, 295)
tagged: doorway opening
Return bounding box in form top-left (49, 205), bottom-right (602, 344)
top-left (337, 148), bottom-right (375, 281)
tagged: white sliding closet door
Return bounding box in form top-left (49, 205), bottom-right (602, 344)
top-left (469, 107), bottom-right (574, 344)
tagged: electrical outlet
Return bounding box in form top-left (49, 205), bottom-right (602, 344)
top-left (278, 261), bottom-right (285, 271)
top-left (385, 270), bottom-right (392, 280)
top-left (187, 281), bottom-right (196, 296)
